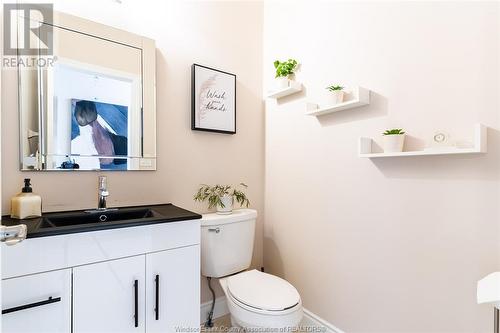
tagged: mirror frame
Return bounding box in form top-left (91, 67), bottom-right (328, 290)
top-left (17, 11), bottom-right (157, 171)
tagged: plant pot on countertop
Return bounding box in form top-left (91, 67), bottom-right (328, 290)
top-left (383, 134), bottom-right (406, 153)
top-left (217, 194), bottom-right (234, 215)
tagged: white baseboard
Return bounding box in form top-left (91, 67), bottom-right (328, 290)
top-left (199, 297), bottom-right (344, 333)
top-left (200, 296), bottom-right (229, 324)
top-left (302, 308), bottom-right (344, 333)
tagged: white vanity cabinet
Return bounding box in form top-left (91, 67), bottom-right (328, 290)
top-left (73, 255), bottom-right (146, 333)
top-left (72, 246), bottom-right (200, 333)
top-left (146, 246), bottom-right (200, 333)
top-left (2, 269), bottom-right (72, 333)
top-left (2, 219), bottom-right (201, 333)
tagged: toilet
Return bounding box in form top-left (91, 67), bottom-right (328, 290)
top-left (201, 209), bottom-right (303, 330)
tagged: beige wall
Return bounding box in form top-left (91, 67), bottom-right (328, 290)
top-left (4, 2), bottom-right (500, 330)
top-left (263, 2), bottom-right (500, 332)
top-left (2, 1), bottom-right (264, 303)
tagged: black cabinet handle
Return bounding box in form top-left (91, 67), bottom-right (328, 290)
top-left (155, 275), bottom-right (159, 320)
top-left (134, 280), bottom-right (138, 328)
top-left (2, 296), bottom-right (61, 315)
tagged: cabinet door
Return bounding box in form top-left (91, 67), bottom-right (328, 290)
top-left (146, 245), bottom-right (200, 333)
top-left (2, 269), bottom-right (71, 333)
top-left (73, 255), bottom-right (145, 333)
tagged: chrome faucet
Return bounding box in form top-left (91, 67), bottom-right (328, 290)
top-left (97, 176), bottom-right (109, 210)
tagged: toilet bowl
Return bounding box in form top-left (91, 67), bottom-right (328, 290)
top-left (200, 209), bottom-right (303, 330)
top-left (220, 269), bottom-right (303, 330)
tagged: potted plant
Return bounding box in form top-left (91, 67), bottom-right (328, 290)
top-left (382, 128), bottom-right (406, 152)
top-left (194, 183), bottom-right (250, 215)
top-left (325, 85), bottom-right (345, 104)
top-left (274, 59), bottom-right (298, 89)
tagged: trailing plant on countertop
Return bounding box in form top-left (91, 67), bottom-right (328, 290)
top-left (194, 183), bottom-right (250, 209)
top-left (274, 59), bottom-right (298, 78)
top-left (383, 128), bottom-right (406, 135)
top-left (326, 85), bottom-right (344, 92)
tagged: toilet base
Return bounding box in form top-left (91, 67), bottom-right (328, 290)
top-left (230, 316), bottom-right (243, 330)
top-left (229, 316), bottom-right (302, 333)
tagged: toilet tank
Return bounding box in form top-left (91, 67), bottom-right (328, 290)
top-left (201, 209), bottom-right (257, 278)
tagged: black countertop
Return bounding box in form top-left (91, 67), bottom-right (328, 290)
top-left (2, 204), bottom-right (202, 238)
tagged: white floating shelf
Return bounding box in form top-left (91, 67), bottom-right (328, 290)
top-left (306, 86), bottom-right (370, 116)
top-left (266, 81), bottom-right (302, 99)
top-left (358, 124), bottom-right (487, 158)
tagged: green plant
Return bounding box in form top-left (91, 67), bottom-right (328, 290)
top-left (326, 85), bottom-right (344, 92)
top-left (274, 59), bottom-right (298, 78)
top-left (194, 183), bottom-right (250, 209)
top-left (383, 128), bottom-right (406, 136)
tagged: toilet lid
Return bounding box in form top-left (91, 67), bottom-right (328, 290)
top-left (227, 270), bottom-right (300, 311)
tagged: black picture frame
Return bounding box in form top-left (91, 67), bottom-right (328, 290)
top-left (191, 64), bottom-right (236, 134)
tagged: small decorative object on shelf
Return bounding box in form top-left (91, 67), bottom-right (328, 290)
top-left (424, 131), bottom-right (453, 151)
top-left (325, 85), bottom-right (344, 105)
top-left (60, 159), bottom-right (80, 169)
top-left (194, 183), bottom-right (250, 215)
top-left (382, 128), bottom-right (406, 153)
top-left (274, 59), bottom-right (298, 89)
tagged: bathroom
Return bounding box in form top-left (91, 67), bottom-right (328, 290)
top-left (0, 1), bottom-right (499, 332)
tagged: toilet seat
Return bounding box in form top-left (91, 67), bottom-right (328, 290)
top-left (219, 271), bottom-right (303, 329)
top-left (226, 270), bottom-right (301, 313)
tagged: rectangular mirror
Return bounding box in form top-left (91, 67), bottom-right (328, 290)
top-left (18, 12), bottom-right (156, 171)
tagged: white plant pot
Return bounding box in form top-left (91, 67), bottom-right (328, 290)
top-left (327, 91), bottom-right (345, 105)
top-left (383, 134), bottom-right (406, 153)
top-left (217, 195), bottom-right (233, 215)
top-left (276, 76), bottom-right (289, 89)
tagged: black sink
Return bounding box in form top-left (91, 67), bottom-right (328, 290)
top-left (41, 208), bottom-right (159, 228)
top-left (1, 204), bottom-right (202, 238)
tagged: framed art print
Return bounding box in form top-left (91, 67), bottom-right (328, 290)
top-left (191, 64), bottom-right (236, 134)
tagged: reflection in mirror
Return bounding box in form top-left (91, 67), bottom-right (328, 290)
top-left (18, 12), bottom-right (156, 171)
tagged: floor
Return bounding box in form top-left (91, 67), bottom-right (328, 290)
top-left (202, 315), bottom-right (233, 332)
top-left (201, 315), bottom-right (324, 333)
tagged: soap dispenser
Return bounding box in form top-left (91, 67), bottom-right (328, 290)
top-left (11, 178), bottom-right (42, 219)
